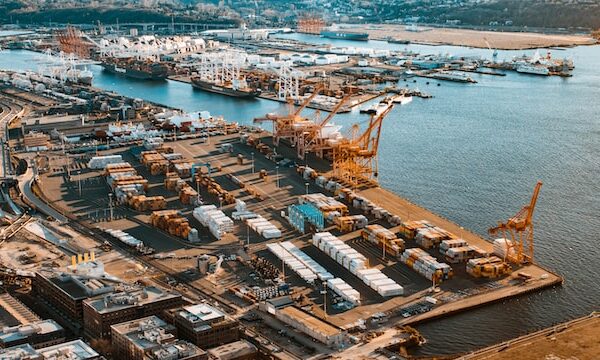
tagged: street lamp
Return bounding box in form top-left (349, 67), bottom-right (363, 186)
top-left (276, 166), bottom-right (279, 188)
top-left (108, 193), bottom-right (114, 221)
top-left (78, 170), bottom-right (82, 198)
top-left (251, 152), bottom-right (255, 174)
top-left (219, 196), bottom-right (223, 210)
top-left (305, 182), bottom-right (309, 195)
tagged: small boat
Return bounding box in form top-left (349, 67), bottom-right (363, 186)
top-left (392, 94), bottom-right (413, 105)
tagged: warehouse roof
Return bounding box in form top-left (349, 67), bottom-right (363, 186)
top-left (279, 306), bottom-right (340, 337)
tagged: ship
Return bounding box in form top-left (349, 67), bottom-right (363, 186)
top-left (191, 77), bottom-right (260, 98)
top-left (516, 64), bottom-right (550, 76)
top-left (100, 58), bottom-right (168, 80)
top-left (320, 31), bottom-right (369, 41)
top-left (392, 94), bottom-right (413, 105)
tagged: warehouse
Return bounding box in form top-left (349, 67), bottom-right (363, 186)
top-left (274, 306), bottom-right (345, 346)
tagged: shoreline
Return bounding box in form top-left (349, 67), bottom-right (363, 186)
top-left (344, 24), bottom-right (598, 50)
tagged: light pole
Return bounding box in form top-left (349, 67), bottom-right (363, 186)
top-left (305, 182), bottom-right (309, 195)
top-left (251, 152), bottom-right (255, 174)
top-left (276, 166), bottom-right (279, 188)
top-left (246, 222), bottom-right (250, 246)
top-left (219, 196), bottom-right (223, 210)
top-left (78, 170), bottom-right (82, 198)
top-left (108, 193), bottom-right (114, 221)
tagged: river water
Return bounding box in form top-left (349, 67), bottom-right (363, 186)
top-left (1, 34), bottom-right (599, 355)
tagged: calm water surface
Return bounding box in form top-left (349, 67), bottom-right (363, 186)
top-left (1, 35), bottom-right (598, 355)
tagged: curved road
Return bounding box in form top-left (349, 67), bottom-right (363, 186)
top-left (18, 165), bottom-right (68, 223)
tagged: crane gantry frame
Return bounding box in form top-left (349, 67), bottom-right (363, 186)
top-left (332, 103), bottom-right (394, 188)
top-left (488, 181), bottom-right (543, 264)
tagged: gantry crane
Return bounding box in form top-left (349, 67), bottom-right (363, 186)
top-left (55, 26), bottom-right (96, 59)
top-left (253, 84), bottom-right (324, 146)
top-left (296, 95), bottom-right (350, 160)
top-left (488, 181), bottom-right (542, 264)
top-left (332, 103), bottom-right (394, 188)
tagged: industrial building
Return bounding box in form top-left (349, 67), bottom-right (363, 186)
top-left (170, 303), bottom-right (239, 349)
top-left (111, 316), bottom-right (178, 360)
top-left (34, 271), bottom-right (115, 333)
top-left (111, 315), bottom-right (206, 360)
top-left (207, 340), bottom-right (258, 360)
top-left (36, 339), bottom-right (101, 359)
top-left (0, 319), bottom-right (65, 349)
top-left (274, 306), bottom-right (345, 346)
top-left (0, 343), bottom-right (40, 359)
top-left (82, 286), bottom-right (182, 339)
top-left (0, 293), bottom-right (65, 349)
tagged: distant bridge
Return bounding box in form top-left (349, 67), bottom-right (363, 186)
top-left (104, 22), bottom-right (236, 33)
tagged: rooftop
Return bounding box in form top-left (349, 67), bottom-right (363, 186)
top-left (85, 286), bottom-right (179, 314)
top-left (0, 320), bottom-right (64, 345)
top-left (111, 316), bottom-right (177, 351)
top-left (0, 293), bottom-right (41, 328)
top-left (178, 303), bottom-right (225, 325)
top-left (278, 306), bottom-right (341, 337)
top-left (144, 340), bottom-right (205, 360)
top-left (0, 344), bottom-right (40, 360)
top-left (41, 272), bottom-right (114, 301)
top-left (207, 340), bottom-right (257, 360)
top-left (37, 340), bottom-right (99, 360)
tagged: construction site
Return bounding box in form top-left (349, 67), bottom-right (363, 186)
top-left (0, 21), bottom-right (587, 360)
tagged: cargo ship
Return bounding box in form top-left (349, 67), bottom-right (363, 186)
top-left (516, 64), bottom-right (550, 76)
top-left (191, 77), bottom-right (260, 98)
top-left (320, 30), bottom-right (369, 41)
top-left (100, 58), bottom-right (168, 80)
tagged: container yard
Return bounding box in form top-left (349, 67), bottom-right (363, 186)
top-left (0, 20), bottom-right (577, 360)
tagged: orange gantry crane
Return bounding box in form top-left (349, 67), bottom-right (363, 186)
top-left (296, 95), bottom-right (350, 160)
top-left (253, 84), bottom-right (324, 147)
top-left (55, 26), bottom-right (94, 58)
top-left (332, 103), bottom-right (394, 188)
top-left (488, 181), bottom-right (543, 264)
top-left (297, 15), bottom-right (326, 34)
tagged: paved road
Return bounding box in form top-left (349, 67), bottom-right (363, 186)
top-left (18, 165), bottom-right (69, 224)
top-left (0, 97), bottom-right (23, 177)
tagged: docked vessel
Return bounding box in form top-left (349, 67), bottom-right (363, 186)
top-left (516, 64), bottom-right (550, 76)
top-left (320, 31), bottom-right (369, 41)
top-left (392, 94), bottom-right (413, 105)
top-left (191, 77), bottom-right (260, 98)
top-left (430, 71), bottom-right (476, 83)
top-left (100, 58), bottom-right (168, 80)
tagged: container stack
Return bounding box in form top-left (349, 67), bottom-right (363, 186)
top-left (164, 172), bottom-right (182, 191)
top-left (333, 215), bottom-right (368, 232)
top-left (311, 232), bottom-right (367, 273)
top-left (415, 226), bottom-right (452, 249)
top-left (172, 160), bottom-right (194, 178)
top-left (128, 195), bottom-right (167, 211)
top-left (143, 137), bottom-right (164, 150)
top-left (311, 232), bottom-right (404, 297)
top-left (400, 248), bottom-right (453, 282)
top-left (299, 193), bottom-right (348, 218)
top-left (493, 238), bottom-right (516, 260)
top-left (104, 162), bottom-right (153, 208)
top-left (355, 268), bottom-right (404, 297)
top-left (246, 216), bottom-right (281, 239)
top-left (439, 239), bottom-right (487, 263)
top-left (397, 220), bottom-right (432, 240)
top-left (466, 256), bottom-right (512, 278)
top-left (361, 224), bottom-right (405, 257)
top-left (105, 229), bottom-right (143, 248)
top-left (231, 200), bottom-right (258, 220)
top-left (337, 188), bottom-right (401, 225)
top-left (193, 205), bottom-right (234, 240)
top-left (281, 242), bottom-right (334, 281)
top-left (150, 210), bottom-right (194, 240)
top-left (88, 155), bottom-right (123, 169)
top-left (326, 278), bottom-right (361, 306)
top-left (179, 184), bottom-right (199, 205)
top-left (266, 243), bottom-right (318, 284)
